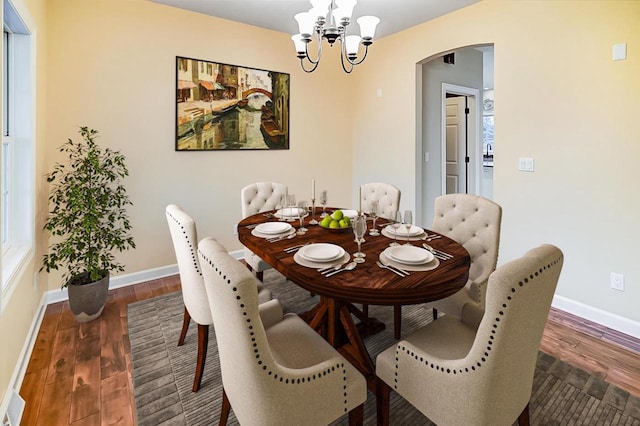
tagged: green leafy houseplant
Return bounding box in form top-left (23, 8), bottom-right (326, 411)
top-left (41, 127), bottom-right (135, 288)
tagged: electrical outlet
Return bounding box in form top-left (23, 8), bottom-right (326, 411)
top-left (610, 272), bottom-right (624, 291)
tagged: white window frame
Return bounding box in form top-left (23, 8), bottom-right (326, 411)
top-left (1, 0), bottom-right (35, 314)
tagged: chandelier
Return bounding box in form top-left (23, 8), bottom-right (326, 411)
top-left (291, 0), bottom-right (380, 73)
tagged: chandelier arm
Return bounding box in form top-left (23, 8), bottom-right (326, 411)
top-left (304, 31), bottom-right (323, 65)
top-left (340, 47), bottom-right (354, 74)
top-left (342, 43), bottom-right (370, 67)
top-left (301, 57), bottom-right (320, 73)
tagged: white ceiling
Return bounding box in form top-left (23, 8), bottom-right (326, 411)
top-left (150, 0), bottom-right (480, 39)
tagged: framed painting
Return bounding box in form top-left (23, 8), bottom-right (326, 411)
top-left (176, 56), bottom-right (290, 151)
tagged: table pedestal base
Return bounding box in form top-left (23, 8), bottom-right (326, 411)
top-left (301, 297), bottom-right (384, 393)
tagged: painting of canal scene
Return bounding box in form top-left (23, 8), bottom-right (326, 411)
top-left (176, 56), bottom-right (290, 151)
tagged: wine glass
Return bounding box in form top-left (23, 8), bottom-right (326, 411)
top-left (275, 194), bottom-right (286, 221)
top-left (319, 190), bottom-right (328, 217)
top-left (286, 194), bottom-right (296, 222)
top-left (297, 200), bottom-right (308, 234)
top-left (369, 200), bottom-right (380, 236)
top-left (403, 210), bottom-right (413, 245)
top-left (389, 210), bottom-right (402, 247)
top-left (352, 214), bottom-right (367, 263)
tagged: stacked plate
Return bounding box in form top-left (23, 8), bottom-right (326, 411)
top-left (294, 243), bottom-right (348, 268)
top-left (384, 224), bottom-right (424, 237)
top-left (380, 245), bottom-right (439, 272)
top-left (385, 246), bottom-right (434, 264)
top-left (251, 222), bottom-right (294, 239)
top-left (275, 207), bottom-right (307, 220)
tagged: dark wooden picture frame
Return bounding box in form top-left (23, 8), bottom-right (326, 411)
top-left (176, 56), bottom-right (290, 151)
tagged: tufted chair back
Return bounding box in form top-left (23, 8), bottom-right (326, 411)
top-left (241, 182), bottom-right (288, 218)
top-left (431, 193), bottom-right (502, 311)
top-left (165, 204), bottom-right (214, 326)
top-left (360, 182), bottom-right (401, 219)
top-left (376, 244), bottom-right (564, 425)
top-left (199, 237), bottom-right (366, 425)
top-left (241, 182), bottom-right (288, 281)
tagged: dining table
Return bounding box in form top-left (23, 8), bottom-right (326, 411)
top-left (237, 207), bottom-right (471, 393)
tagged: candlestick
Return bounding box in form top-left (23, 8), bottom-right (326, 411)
top-left (309, 198), bottom-right (318, 225)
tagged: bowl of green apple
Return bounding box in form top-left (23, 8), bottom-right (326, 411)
top-left (319, 209), bottom-right (351, 231)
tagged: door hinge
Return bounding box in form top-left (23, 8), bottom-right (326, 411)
top-left (464, 107), bottom-right (470, 114)
top-left (465, 156), bottom-right (470, 163)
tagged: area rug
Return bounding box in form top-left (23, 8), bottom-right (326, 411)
top-left (128, 269), bottom-right (640, 425)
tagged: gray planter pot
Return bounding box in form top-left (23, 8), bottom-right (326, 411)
top-left (67, 272), bottom-right (110, 322)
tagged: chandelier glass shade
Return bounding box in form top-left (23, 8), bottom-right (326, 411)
top-left (291, 0), bottom-right (380, 73)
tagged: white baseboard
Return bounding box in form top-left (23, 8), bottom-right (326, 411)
top-left (1, 292), bottom-right (47, 423)
top-left (45, 250), bottom-right (243, 305)
top-left (552, 295), bottom-right (640, 339)
top-left (45, 264), bottom-right (180, 305)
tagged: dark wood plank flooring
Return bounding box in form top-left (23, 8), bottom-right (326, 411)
top-left (19, 275), bottom-right (640, 425)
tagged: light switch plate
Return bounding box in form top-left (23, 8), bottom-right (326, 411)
top-left (518, 157), bottom-right (534, 172)
top-left (613, 43), bottom-right (627, 61)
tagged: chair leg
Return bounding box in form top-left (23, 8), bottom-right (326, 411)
top-left (432, 307), bottom-right (438, 320)
top-left (219, 387), bottom-right (231, 426)
top-left (348, 403), bottom-right (364, 426)
top-left (178, 307), bottom-right (191, 346)
top-left (376, 380), bottom-right (391, 426)
top-left (394, 305), bottom-right (402, 339)
top-left (192, 324), bottom-right (209, 392)
top-left (517, 403), bottom-right (530, 426)
top-left (256, 270), bottom-right (264, 282)
top-left (362, 304), bottom-right (369, 318)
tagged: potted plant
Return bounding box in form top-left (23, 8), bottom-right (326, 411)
top-left (41, 127), bottom-right (135, 322)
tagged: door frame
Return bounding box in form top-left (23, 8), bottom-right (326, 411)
top-left (441, 83), bottom-right (482, 195)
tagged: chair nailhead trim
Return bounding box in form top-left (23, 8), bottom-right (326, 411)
top-left (392, 254), bottom-right (563, 387)
top-left (198, 248), bottom-right (352, 415)
top-left (167, 210), bottom-right (202, 276)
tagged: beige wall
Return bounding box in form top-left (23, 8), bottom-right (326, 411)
top-left (352, 0), bottom-right (640, 322)
top-left (43, 0), bottom-right (356, 286)
top-left (0, 0), bottom-right (48, 407)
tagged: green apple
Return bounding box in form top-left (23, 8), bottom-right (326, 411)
top-left (339, 219), bottom-right (349, 228)
top-left (320, 216), bottom-right (332, 227)
top-left (329, 219), bottom-right (340, 229)
top-left (343, 216), bottom-right (351, 226)
top-left (332, 210), bottom-right (343, 221)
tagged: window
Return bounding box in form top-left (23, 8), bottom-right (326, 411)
top-left (1, 0), bottom-right (34, 313)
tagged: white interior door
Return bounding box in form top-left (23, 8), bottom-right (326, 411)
top-left (445, 96), bottom-right (467, 193)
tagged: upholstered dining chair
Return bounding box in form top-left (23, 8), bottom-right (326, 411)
top-left (240, 182), bottom-right (288, 281)
top-left (165, 204), bottom-right (272, 392)
top-left (360, 182), bottom-right (401, 220)
top-left (376, 244), bottom-right (564, 426)
top-left (198, 237), bottom-right (367, 426)
top-left (429, 193), bottom-right (502, 320)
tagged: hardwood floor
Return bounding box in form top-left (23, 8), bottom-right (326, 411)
top-left (19, 275), bottom-right (640, 425)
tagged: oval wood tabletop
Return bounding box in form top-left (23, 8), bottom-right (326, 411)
top-left (238, 209), bottom-right (470, 306)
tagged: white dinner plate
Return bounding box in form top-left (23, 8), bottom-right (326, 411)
top-left (254, 222), bottom-right (292, 235)
top-left (251, 227), bottom-right (295, 239)
top-left (385, 246), bottom-right (434, 265)
top-left (341, 209), bottom-right (358, 219)
top-left (385, 224), bottom-right (424, 237)
top-left (299, 243), bottom-right (345, 262)
top-left (275, 207), bottom-right (305, 218)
